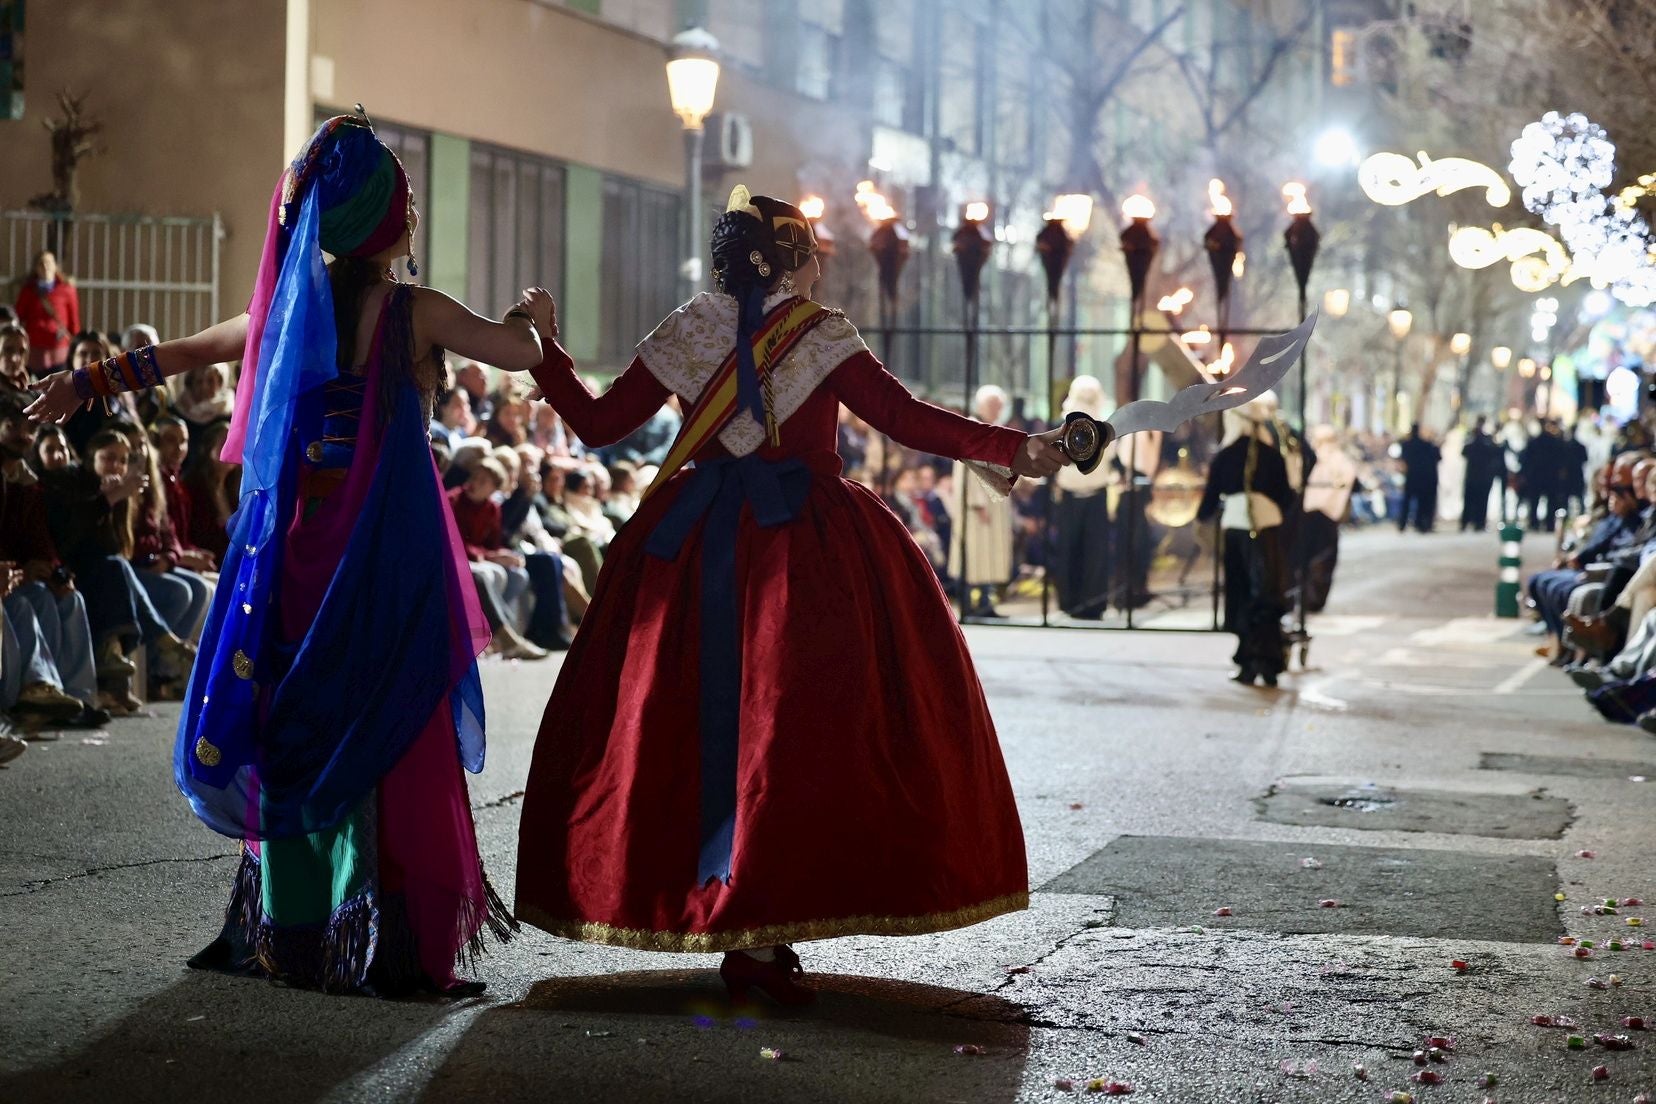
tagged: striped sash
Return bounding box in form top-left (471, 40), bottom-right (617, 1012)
top-left (640, 297), bottom-right (831, 503)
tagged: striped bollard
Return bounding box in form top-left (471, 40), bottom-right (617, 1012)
top-left (1496, 523), bottom-right (1523, 617)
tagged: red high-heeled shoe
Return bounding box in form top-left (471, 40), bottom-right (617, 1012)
top-left (720, 947), bottom-right (816, 1006)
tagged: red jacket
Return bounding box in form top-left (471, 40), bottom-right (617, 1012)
top-left (14, 279), bottom-right (81, 362)
top-left (447, 486), bottom-right (503, 561)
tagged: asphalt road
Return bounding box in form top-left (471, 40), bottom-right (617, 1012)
top-left (4, 526), bottom-right (1655, 1103)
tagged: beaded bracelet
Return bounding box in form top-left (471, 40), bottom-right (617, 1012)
top-left (71, 367), bottom-right (95, 401)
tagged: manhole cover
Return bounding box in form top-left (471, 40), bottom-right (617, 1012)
top-left (1042, 836), bottom-right (1563, 942)
top-left (1480, 752), bottom-right (1656, 780)
top-left (1255, 781), bottom-right (1571, 839)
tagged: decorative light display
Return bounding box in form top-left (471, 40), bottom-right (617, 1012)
top-left (1358, 150), bottom-right (1512, 208)
top-left (1448, 224), bottom-right (1577, 292)
top-left (1509, 111), bottom-right (1656, 307)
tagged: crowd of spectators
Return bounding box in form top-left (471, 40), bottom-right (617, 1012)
top-left (1524, 443), bottom-right (1656, 731)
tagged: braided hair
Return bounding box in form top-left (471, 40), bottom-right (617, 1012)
top-left (708, 188), bottom-right (817, 442)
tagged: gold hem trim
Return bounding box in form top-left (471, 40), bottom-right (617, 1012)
top-left (516, 891), bottom-right (1029, 953)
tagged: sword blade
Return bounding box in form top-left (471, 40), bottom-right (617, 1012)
top-left (1106, 308), bottom-right (1319, 437)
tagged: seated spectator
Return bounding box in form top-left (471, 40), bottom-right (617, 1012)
top-left (548, 467), bottom-right (613, 595)
top-left (500, 448), bottom-right (577, 650)
top-left (430, 387), bottom-right (472, 450)
top-left (454, 360), bottom-right (495, 426)
top-left (444, 435), bottom-right (493, 490)
top-left (114, 424), bottom-right (213, 698)
top-left (1528, 451), bottom-right (1646, 664)
top-left (447, 456), bottom-right (546, 661)
top-left (183, 420), bottom-right (240, 561)
top-left (151, 417), bottom-right (216, 570)
top-left (484, 393), bottom-right (531, 448)
top-left (0, 395), bottom-right (107, 728)
top-left (172, 363), bottom-right (236, 466)
top-left (3, 562), bottom-right (93, 729)
top-left (605, 461), bottom-right (640, 530)
top-left (0, 322), bottom-right (33, 399)
top-left (43, 428), bottom-right (196, 713)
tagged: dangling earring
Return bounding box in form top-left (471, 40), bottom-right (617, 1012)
top-left (407, 249), bottom-right (419, 279)
top-left (778, 273), bottom-right (796, 295)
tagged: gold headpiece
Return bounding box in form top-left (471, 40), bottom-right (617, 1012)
top-left (726, 185), bottom-right (763, 221)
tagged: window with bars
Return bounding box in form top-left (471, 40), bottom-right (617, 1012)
top-left (599, 175), bottom-right (682, 366)
top-left (466, 144), bottom-right (566, 326)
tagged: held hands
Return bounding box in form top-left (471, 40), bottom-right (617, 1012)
top-left (508, 287), bottom-right (559, 341)
top-left (23, 371), bottom-right (88, 425)
top-left (1012, 426), bottom-right (1071, 479)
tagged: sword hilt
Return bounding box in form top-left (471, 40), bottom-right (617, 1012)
top-left (1057, 411), bottom-right (1115, 475)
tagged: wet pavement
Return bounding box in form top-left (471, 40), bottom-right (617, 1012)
top-left (3, 526), bottom-right (1654, 1102)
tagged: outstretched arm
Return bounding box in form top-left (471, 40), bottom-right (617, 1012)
top-left (826, 350), bottom-right (1067, 478)
top-left (518, 286), bottom-right (673, 448)
top-left (412, 287), bottom-right (542, 372)
top-left (25, 313), bottom-right (251, 424)
top-left (528, 345), bottom-right (672, 449)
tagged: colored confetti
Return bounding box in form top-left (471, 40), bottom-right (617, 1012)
top-left (760, 1046), bottom-right (785, 1060)
top-left (1300, 857), bottom-right (1323, 869)
top-left (1213, 907), bottom-right (1233, 917)
top-left (953, 1044), bottom-right (986, 1056)
top-left (1410, 1070), bottom-right (1444, 1085)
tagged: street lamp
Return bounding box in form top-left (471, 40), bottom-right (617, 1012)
top-left (1387, 306), bottom-right (1413, 434)
top-left (1323, 288), bottom-right (1351, 318)
top-left (1490, 345), bottom-right (1512, 371)
top-left (1116, 193), bottom-right (1158, 628)
top-left (666, 27), bottom-right (721, 297)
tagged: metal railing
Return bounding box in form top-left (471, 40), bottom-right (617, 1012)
top-left (2, 210), bottom-right (223, 341)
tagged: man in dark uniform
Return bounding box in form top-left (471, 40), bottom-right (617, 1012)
top-left (1520, 421), bottom-right (1564, 530)
top-left (1562, 422), bottom-right (1591, 515)
top-left (1397, 424), bottom-right (1441, 533)
top-left (1461, 416), bottom-right (1505, 531)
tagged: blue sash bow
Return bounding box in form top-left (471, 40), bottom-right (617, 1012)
top-left (644, 455), bottom-right (812, 885)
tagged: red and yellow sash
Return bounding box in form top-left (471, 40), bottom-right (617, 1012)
top-left (641, 297), bottom-right (831, 503)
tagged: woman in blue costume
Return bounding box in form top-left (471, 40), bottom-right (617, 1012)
top-left (28, 111), bottom-right (553, 995)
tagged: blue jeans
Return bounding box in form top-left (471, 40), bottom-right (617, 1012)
top-left (10, 582), bottom-right (97, 704)
top-left (1529, 567), bottom-right (1583, 638)
top-left (2, 599), bottom-right (62, 711)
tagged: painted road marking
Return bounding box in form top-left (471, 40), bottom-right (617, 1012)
top-left (1493, 657), bottom-right (1549, 695)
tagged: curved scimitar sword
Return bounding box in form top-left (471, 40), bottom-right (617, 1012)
top-left (1056, 308), bottom-right (1320, 474)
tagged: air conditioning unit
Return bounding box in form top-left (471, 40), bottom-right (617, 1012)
top-left (704, 112), bottom-right (754, 171)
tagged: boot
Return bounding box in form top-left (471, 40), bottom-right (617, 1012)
top-left (96, 636), bottom-right (136, 678)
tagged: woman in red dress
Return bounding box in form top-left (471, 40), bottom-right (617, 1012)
top-left (514, 187), bottom-right (1068, 1003)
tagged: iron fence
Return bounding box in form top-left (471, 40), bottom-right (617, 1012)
top-left (2, 210), bottom-right (222, 341)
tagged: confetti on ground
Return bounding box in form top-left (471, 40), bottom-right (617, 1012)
top-left (1085, 1081), bottom-right (1132, 1095)
top-left (1561, 936), bottom-right (1579, 946)
top-left (1629, 917), bottom-right (1646, 927)
top-left (1300, 857), bottom-right (1323, 869)
top-left (1213, 907), bottom-right (1233, 917)
top-left (1578, 850), bottom-right (1599, 859)
top-left (1587, 977), bottom-right (1611, 990)
top-left (1004, 965), bottom-right (1031, 975)
top-left (1479, 1072), bottom-right (1497, 1088)
top-left (1410, 1070), bottom-right (1444, 1085)
top-left (1558, 892), bottom-right (1570, 902)
top-left (1451, 959), bottom-right (1469, 972)
top-left (1054, 1078), bottom-right (1075, 1092)
top-left (759, 1047), bottom-right (785, 1060)
top-left (1625, 898), bottom-right (1646, 907)
top-left (1068, 803), bottom-right (1085, 811)
top-left (80, 737), bottom-right (107, 746)
top-left (1352, 1063), bottom-right (1369, 1080)
top-left (1411, 1051), bottom-right (1427, 1066)
top-left (1318, 899), bottom-right (1342, 909)
top-left (1592, 1064), bottom-right (1610, 1081)
top-left (1389, 1092), bottom-right (1414, 1103)
top-left (1594, 1033), bottom-right (1636, 1051)
top-left (1568, 1034), bottom-right (1587, 1049)
top-left (584, 1030), bottom-right (612, 1038)
top-left (953, 1044), bottom-right (985, 1056)
top-left (1622, 1016), bottom-right (1646, 1029)
top-left (1611, 974), bottom-right (1624, 987)
top-left (1126, 1033), bottom-right (1146, 1046)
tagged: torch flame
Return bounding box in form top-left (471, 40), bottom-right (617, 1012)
top-left (1213, 341), bottom-right (1237, 376)
top-left (1208, 178), bottom-right (1233, 218)
top-left (1157, 287), bottom-right (1195, 313)
top-left (799, 195), bottom-right (826, 221)
top-left (964, 201), bottom-right (990, 222)
top-left (855, 182), bottom-right (897, 224)
top-left (1282, 182), bottom-right (1312, 215)
top-left (1122, 193), bottom-right (1156, 220)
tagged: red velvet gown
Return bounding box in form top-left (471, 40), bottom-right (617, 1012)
top-left (515, 322), bottom-right (1029, 952)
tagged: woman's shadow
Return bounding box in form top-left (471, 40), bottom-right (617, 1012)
top-left (419, 969), bottom-right (1031, 1104)
top-left (0, 971), bottom-right (450, 1104)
